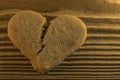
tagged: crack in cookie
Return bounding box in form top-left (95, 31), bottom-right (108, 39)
top-left (37, 17), bottom-right (53, 55)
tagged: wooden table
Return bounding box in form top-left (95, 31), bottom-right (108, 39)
top-left (1, 0), bottom-right (120, 80)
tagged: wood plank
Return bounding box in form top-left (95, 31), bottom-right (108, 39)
top-left (0, 8), bottom-right (120, 80)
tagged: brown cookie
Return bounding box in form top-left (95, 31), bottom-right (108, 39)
top-left (8, 10), bottom-right (87, 73)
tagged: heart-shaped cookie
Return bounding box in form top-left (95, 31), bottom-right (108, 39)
top-left (8, 10), bottom-right (87, 73)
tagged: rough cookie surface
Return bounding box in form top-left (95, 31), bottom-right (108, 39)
top-left (8, 10), bottom-right (46, 61)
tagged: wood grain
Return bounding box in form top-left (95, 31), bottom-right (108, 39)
top-left (0, 10), bottom-right (120, 80)
top-left (1, 0), bottom-right (120, 17)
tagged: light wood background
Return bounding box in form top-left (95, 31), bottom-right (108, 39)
top-left (1, 0), bottom-right (120, 80)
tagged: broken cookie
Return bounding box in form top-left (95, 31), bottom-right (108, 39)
top-left (8, 10), bottom-right (87, 73)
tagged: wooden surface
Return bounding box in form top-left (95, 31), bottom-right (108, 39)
top-left (1, 0), bottom-right (120, 80)
top-left (1, 0), bottom-right (120, 14)
top-left (1, 12), bottom-right (120, 80)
